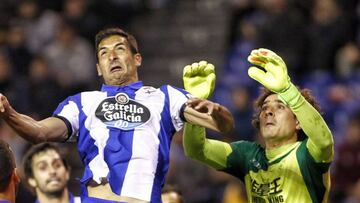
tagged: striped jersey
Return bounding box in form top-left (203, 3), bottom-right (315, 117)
top-left (224, 140), bottom-right (331, 203)
top-left (53, 81), bottom-right (190, 202)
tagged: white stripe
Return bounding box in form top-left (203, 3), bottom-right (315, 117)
top-left (167, 85), bottom-right (188, 131)
top-left (121, 88), bottom-right (164, 200)
top-left (58, 100), bottom-right (79, 137)
top-left (74, 196), bottom-right (81, 203)
top-left (82, 92), bottom-right (111, 183)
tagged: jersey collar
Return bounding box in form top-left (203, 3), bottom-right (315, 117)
top-left (101, 81), bottom-right (143, 93)
top-left (266, 141), bottom-right (300, 162)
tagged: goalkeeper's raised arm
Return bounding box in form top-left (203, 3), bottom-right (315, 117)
top-left (182, 49), bottom-right (334, 203)
top-left (182, 61), bottom-right (234, 134)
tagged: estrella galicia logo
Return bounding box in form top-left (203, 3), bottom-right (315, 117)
top-left (95, 93), bottom-right (151, 130)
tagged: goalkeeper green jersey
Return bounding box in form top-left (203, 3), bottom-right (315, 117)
top-left (224, 140), bottom-right (331, 203)
top-left (183, 84), bottom-right (334, 203)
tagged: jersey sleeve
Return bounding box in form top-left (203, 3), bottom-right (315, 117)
top-left (165, 85), bottom-right (191, 131)
top-left (183, 123), bottom-right (232, 170)
top-left (52, 94), bottom-right (80, 140)
top-left (278, 84), bottom-right (334, 163)
top-left (296, 139), bottom-right (332, 202)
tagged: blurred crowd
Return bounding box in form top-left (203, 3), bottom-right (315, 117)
top-left (0, 0), bottom-right (359, 203)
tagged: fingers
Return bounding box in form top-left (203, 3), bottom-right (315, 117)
top-left (183, 61), bottom-right (215, 77)
top-left (248, 66), bottom-right (266, 84)
top-left (258, 48), bottom-right (285, 67)
top-left (183, 65), bottom-right (191, 77)
top-left (198, 60), bottom-right (207, 67)
top-left (186, 98), bottom-right (203, 108)
top-left (186, 98), bottom-right (220, 115)
top-left (247, 48), bottom-right (284, 68)
top-left (203, 63), bottom-right (215, 75)
top-left (247, 48), bottom-right (288, 80)
top-left (247, 50), bottom-right (267, 67)
top-left (207, 102), bottom-right (220, 116)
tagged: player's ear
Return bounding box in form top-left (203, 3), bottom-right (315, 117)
top-left (28, 177), bottom-right (37, 188)
top-left (13, 168), bottom-right (20, 184)
top-left (134, 53), bottom-right (142, 67)
top-left (295, 119), bottom-right (301, 130)
top-left (96, 64), bottom-right (102, 76)
top-left (65, 166), bottom-right (71, 181)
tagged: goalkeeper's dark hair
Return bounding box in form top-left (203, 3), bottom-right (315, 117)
top-left (0, 140), bottom-right (16, 192)
top-left (252, 87), bottom-right (321, 141)
top-left (95, 27), bottom-right (139, 61)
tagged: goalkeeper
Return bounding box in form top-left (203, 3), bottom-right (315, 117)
top-left (183, 48), bottom-right (334, 203)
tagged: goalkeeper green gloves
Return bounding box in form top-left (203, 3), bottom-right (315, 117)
top-left (247, 48), bottom-right (291, 93)
top-left (183, 61), bottom-right (215, 99)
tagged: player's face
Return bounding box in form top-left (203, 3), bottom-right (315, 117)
top-left (96, 35), bottom-right (142, 86)
top-left (161, 192), bottom-right (182, 203)
top-left (29, 149), bottom-right (69, 196)
top-left (259, 94), bottom-right (300, 146)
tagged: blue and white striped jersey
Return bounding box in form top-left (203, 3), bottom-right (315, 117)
top-left (53, 81), bottom-right (190, 202)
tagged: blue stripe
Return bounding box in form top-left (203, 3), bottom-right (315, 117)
top-left (171, 85), bottom-right (190, 96)
top-left (54, 94), bottom-right (96, 196)
top-left (104, 90), bottom-right (135, 195)
top-left (53, 94), bottom-right (98, 196)
top-left (151, 85), bottom-right (176, 202)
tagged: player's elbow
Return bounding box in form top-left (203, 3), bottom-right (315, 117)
top-left (321, 139), bottom-right (335, 161)
top-left (318, 132), bottom-right (334, 151)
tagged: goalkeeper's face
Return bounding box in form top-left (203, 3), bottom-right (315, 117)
top-left (259, 94), bottom-right (301, 147)
top-left (96, 35), bottom-right (142, 86)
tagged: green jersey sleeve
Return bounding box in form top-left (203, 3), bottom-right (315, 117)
top-left (278, 83), bottom-right (334, 163)
top-left (183, 123), bottom-right (232, 170)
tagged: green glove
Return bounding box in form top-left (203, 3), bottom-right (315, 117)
top-left (247, 48), bottom-right (291, 93)
top-left (183, 61), bottom-right (216, 99)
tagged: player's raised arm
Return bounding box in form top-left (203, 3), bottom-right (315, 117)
top-left (0, 94), bottom-right (69, 143)
top-left (247, 48), bottom-right (334, 162)
top-left (182, 61), bottom-right (234, 169)
top-left (182, 61), bottom-right (234, 134)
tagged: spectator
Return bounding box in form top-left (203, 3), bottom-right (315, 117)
top-left (332, 111), bottom-right (360, 202)
top-left (22, 142), bottom-right (81, 203)
top-left (0, 139), bottom-right (20, 203)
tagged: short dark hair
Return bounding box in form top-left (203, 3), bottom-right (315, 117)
top-left (252, 87), bottom-right (321, 141)
top-left (0, 140), bottom-right (15, 192)
top-left (22, 143), bottom-right (69, 180)
top-left (95, 27), bottom-right (139, 61)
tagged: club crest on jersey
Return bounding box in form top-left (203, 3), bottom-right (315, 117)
top-left (95, 93), bottom-right (151, 130)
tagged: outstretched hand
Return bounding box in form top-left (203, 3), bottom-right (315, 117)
top-left (247, 48), bottom-right (291, 93)
top-left (183, 61), bottom-right (215, 99)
